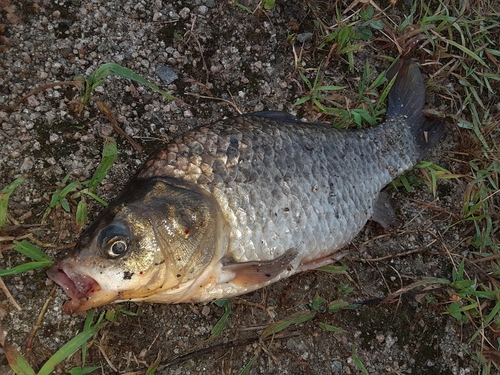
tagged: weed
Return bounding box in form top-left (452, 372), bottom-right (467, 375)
top-left (260, 309), bottom-right (317, 340)
top-left (261, 0), bottom-right (275, 11)
top-left (75, 62), bottom-right (174, 109)
top-left (210, 299), bottom-right (232, 339)
top-left (1, 311), bottom-right (104, 375)
top-left (294, 67), bottom-right (346, 113)
top-left (294, 57), bottom-right (399, 128)
top-left (316, 6), bottom-right (383, 71)
top-left (351, 346), bottom-right (368, 375)
top-left (462, 159), bottom-right (499, 252)
top-left (104, 304), bottom-right (143, 322)
top-left (0, 177), bottom-right (24, 229)
top-left (392, 161), bottom-right (464, 196)
top-left (239, 354), bottom-right (259, 375)
top-left (317, 264), bottom-right (349, 274)
top-left (1, 62), bottom-right (175, 153)
top-left (0, 58), bottom-right (178, 373)
top-left (234, 1), bottom-right (252, 14)
top-left (41, 136), bottom-right (116, 226)
top-left (0, 241), bottom-right (53, 277)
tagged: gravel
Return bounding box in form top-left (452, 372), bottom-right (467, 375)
top-left (0, 1), bottom-right (482, 374)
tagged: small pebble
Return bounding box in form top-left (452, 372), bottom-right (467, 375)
top-left (297, 32), bottom-right (313, 43)
top-left (153, 12), bottom-right (162, 21)
top-left (49, 133), bottom-right (60, 143)
top-left (179, 7), bottom-right (190, 19)
top-left (156, 64), bottom-right (178, 84)
top-left (331, 360), bottom-right (343, 373)
top-left (201, 305), bottom-right (210, 316)
top-left (21, 157), bottom-right (34, 172)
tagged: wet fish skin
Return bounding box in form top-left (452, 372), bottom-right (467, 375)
top-left (47, 59), bottom-right (445, 314)
top-left (140, 115), bottom-right (407, 262)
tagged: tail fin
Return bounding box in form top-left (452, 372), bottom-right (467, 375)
top-left (386, 59), bottom-right (446, 158)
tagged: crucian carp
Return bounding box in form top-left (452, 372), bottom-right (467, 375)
top-left (47, 59), bottom-right (446, 314)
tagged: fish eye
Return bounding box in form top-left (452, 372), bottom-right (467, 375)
top-left (108, 240), bottom-right (128, 257)
top-left (98, 224), bottom-right (131, 258)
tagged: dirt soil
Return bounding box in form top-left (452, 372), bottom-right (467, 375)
top-left (0, 1), bottom-right (493, 374)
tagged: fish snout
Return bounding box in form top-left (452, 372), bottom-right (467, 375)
top-left (46, 263), bottom-right (101, 314)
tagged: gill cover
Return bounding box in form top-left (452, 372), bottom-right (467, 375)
top-left (132, 178), bottom-right (219, 284)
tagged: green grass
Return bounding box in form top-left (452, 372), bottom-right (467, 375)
top-left (1, 0), bottom-right (499, 373)
top-left (2, 311), bottom-right (104, 375)
top-left (0, 241), bottom-right (53, 277)
top-left (0, 61), bottom-right (175, 373)
top-left (0, 137), bottom-right (117, 277)
top-left (0, 177), bottom-right (24, 229)
top-left (76, 62), bottom-right (174, 108)
top-left (210, 299), bottom-right (232, 340)
top-left (42, 136), bottom-right (117, 226)
top-left (291, 0), bottom-right (500, 372)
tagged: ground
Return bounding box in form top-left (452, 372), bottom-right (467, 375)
top-left (0, 1), bottom-right (499, 374)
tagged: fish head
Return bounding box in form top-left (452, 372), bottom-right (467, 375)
top-left (47, 178), bottom-right (222, 314)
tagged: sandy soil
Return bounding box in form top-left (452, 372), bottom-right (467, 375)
top-left (0, 1), bottom-right (492, 374)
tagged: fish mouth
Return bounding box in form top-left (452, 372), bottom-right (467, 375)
top-left (46, 263), bottom-right (102, 314)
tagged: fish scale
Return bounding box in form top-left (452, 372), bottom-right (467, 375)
top-left (137, 115), bottom-right (412, 264)
top-left (47, 59), bottom-right (446, 313)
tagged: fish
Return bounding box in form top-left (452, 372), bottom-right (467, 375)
top-left (47, 59), bottom-right (446, 314)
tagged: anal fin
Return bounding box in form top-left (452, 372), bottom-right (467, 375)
top-left (371, 192), bottom-right (399, 229)
top-left (221, 248), bottom-right (298, 287)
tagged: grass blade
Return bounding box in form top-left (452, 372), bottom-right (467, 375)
top-left (210, 299), bottom-right (232, 339)
top-left (352, 346), bottom-right (368, 374)
top-left (13, 240), bottom-right (53, 262)
top-left (0, 177), bottom-right (24, 229)
top-left (444, 39), bottom-right (489, 68)
top-left (88, 137), bottom-right (117, 192)
top-left (0, 261), bottom-right (53, 277)
top-left (318, 322), bottom-right (345, 333)
top-left (37, 313), bottom-right (104, 375)
top-left (89, 63), bottom-right (175, 100)
top-left (317, 265), bottom-right (348, 274)
top-left (145, 351), bottom-right (162, 375)
top-left (239, 354), bottom-right (258, 375)
top-left (80, 311), bottom-right (95, 366)
top-left (327, 299), bottom-right (352, 313)
top-left (76, 198), bottom-right (88, 227)
top-left (0, 241), bottom-right (53, 276)
top-left (2, 342), bottom-right (36, 375)
top-left (81, 189), bottom-right (108, 207)
top-left (260, 310), bottom-right (316, 340)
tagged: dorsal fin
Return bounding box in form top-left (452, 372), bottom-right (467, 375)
top-left (248, 111), bottom-right (331, 128)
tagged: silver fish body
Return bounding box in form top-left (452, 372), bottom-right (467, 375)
top-left (47, 59), bottom-right (445, 314)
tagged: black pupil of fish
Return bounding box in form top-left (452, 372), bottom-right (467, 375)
top-left (110, 241), bottom-right (127, 255)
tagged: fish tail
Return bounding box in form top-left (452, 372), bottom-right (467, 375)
top-left (386, 59), bottom-right (446, 158)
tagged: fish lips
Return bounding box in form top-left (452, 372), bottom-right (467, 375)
top-left (46, 262), bottom-right (102, 314)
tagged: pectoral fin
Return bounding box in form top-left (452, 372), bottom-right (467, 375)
top-left (221, 248), bottom-right (298, 287)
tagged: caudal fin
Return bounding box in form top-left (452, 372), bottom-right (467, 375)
top-left (386, 59), bottom-right (446, 158)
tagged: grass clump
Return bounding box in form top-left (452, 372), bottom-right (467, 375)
top-left (291, 0), bottom-right (499, 371)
